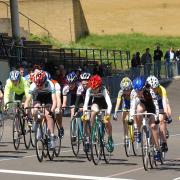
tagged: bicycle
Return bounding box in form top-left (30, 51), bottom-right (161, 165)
top-left (5, 101), bottom-right (31, 150)
top-left (0, 111), bottom-right (5, 142)
top-left (116, 109), bottom-right (140, 157)
top-left (133, 112), bottom-right (161, 171)
top-left (87, 109), bottom-right (111, 165)
top-left (28, 104), bottom-right (59, 162)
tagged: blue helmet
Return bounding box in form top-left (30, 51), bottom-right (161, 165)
top-left (66, 71), bottom-right (77, 83)
top-left (132, 76), bottom-right (146, 91)
top-left (9, 70), bottom-right (21, 81)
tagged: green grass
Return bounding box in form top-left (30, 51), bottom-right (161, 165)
top-left (29, 33), bottom-right (180, 55)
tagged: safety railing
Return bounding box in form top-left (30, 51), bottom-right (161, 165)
top-left (0, 1), bottom-right (50, 36)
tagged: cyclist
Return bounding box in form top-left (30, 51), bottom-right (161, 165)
top-left (4, 70), bottom-right (29, 110)
top-left (146, 75), bottom-right (172, 152)
top-left (51, 79), bottom-right (64, 138)
top-left (82, 75), bottom-right (114, 152)
top-left (129, 76), bottom-right (161, 161)
top-left (24, 70), bottom-right (57, 148)
top-left (113, 77), bottom-right (132, 144)
top-left (74, 72), bottom-right (91, 151)
top-left (62, 71), bottom-right (79, 120)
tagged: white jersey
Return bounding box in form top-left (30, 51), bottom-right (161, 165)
top-left (83, 86), bottom-right (112, 115)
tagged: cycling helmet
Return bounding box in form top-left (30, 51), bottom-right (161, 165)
top-left (146, 75), bottom-right (159, 88)
top-left (88, 75), bottom-right (102, 89)
top-left (66, 71), bottom-right (77, 83)
top-left (80, 72), bottom-right (91, 81)
top-left (45, 71), bottom-right (52, 80)
top-left (33, 71), bottom-right (47, 87)
top-left (9, 70), bottom-right (21, 81)
top-left (132, 76), bottom-right (146, 91)
top-left (120, 77), bottom-right (132, 90)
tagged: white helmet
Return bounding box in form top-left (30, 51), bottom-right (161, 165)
top-left (9, 70), bottom-right (21, 81)
top-left (146, 75), bottom-right (159, 88)
top-left (80, 72), bottom-right (91, 80)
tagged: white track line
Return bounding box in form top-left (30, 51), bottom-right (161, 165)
top-left (0, 169), bottom-right (134, 180)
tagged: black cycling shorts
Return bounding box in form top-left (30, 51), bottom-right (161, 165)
top-left (35, 92), bottom-right (52, 105)
top-left (92, 97), bottom-right (107, 109)
top-left (15, 93), bottom-right (25, 101)
top-left (140, 100), bottom-right (155, 114)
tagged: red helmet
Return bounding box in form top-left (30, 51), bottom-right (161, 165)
top-left (88, 75), bottom-right (102, 89)
top-left (33, 71), bottom-right (47, 87)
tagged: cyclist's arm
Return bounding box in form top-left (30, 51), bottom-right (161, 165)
top-left (150, 88), bottom-right (159, 118)
top-left (74, 85), bottom-right (83, 111)
top-left (62, 85), bottom-right (69, 107)
top-left (83, 88), bottom-right (90, 113)
top-left (24, 94), bottom-right (32, 109)
top-left (51, 92), bottom-right (57, 112)
top-left (0, 89), bottom-right (3, 99)
top-left (114, 90), bottom-right (123, 113)
top-left (103, 88), bottom-right (112, 115)
top-left (129, 90), bottom-right (137, 118)
top-left (55, 83), bottom-right (62, 109)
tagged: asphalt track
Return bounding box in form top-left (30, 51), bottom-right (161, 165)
top-left (0, 78), bottom-right (180, 180)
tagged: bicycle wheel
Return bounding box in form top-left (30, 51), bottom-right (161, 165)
top-left (30, 130), bottom-right (36, 148)
top-left (102, 124), bottom-right (111, 164)
top-left (23, 117), bottom-right (31, 149)
top-left (131, 125), bottom-right (140, 156)
top-left (91, 121), bottom-right (102, 165)
top-left (70, 118), bottom-right (80, 157)
top-left (83, 120), bottom-right (91, 161)
top-left (54, 121), bottom-right (61, 157)
top-left (141, 126), bottom-right (150, 171)
top-left (35, 123), bottom-right (44, 162)
top-left (0, 114), bottom-right (4, 142)
top-left (12, 115), bottom-right (21, 150)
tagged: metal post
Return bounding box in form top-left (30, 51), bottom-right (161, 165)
top-left (10, 0), bottom-right (20, 41)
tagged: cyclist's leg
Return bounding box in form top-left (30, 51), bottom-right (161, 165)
top-left (90, 103), bottom-right (98, 125)
top-left (45, 105), bottom-right (54, 135)
top-left (136, 103), bottom-right (145, 131)
top-left (159, 113), bottom-right (167, 143)
top-left (122, 111), bottom-right (129, 137)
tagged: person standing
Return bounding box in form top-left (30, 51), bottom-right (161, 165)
top-left (154, 46), bottom-right (163, 79)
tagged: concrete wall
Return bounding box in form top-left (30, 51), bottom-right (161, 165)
top-left (0, 0), bottom-right (89, 42)
top-left (0, 59), bottom-right (10, 84)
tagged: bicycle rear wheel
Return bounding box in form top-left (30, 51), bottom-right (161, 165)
top-left (13, 115), bottom-right (21, 150)
top-left (91, 122), bottom-right (102, 165)
top-left (141, 126), bottom-right (150, 171)
top-left (70, 118), bottom-right (80, 157)
top-left (23, 117), bottom-right (31, 149)
top-left (35, 123), bottom-right (44, 162)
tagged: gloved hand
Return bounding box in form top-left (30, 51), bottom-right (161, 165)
top-left (103, 115), bottom-right (110, 124)
top-left (128, 117), bottom-right (134, 125)
top-left (113, 113), bottom-right (118, 121)
top-left (81, 114), bottom-right (87, 122)
top-left (166, 117), bottom-right (172, 124)
top-left (155, 118), bottom-right (160, 125)
top-left (55, 108), bottom-right (60, 114)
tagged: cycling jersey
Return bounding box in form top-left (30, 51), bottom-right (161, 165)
top-left (155, 85), bottom-right (167, 110)
top-left (28, 80), bottom-right (55, 104)
top-left (4, 77), bottom-right (29, 104)
top-left (130, 86), bottom-right (159, 119)
top-left (117, 89), bottom-right (131, 109)
top-left (83, 86), bottom-right (112, 115)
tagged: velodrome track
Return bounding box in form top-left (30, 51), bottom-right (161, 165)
top-left (0, 78), bottom-right (180, 180)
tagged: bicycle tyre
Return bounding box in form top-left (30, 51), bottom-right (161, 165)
top-left (0, 114), bottom-right (4, 142)
top-left (13, 115), bottom-right (21, 150)
top-left (23, 117), bottom-right (31, 149)
top-left (54, 121), bottom-right (61, 157)
top-left (35, 123), bottom-right (44, 162)
top-left (141, 126), bottom-right (150, 171)
top-left (91, 121), bottom-right (102, 165)
top-left (70, 118), bottom-right (80, 157)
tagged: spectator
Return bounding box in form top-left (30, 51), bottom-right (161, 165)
top-left (131, 53), bottom-right (140, 78)
top-left (141, 48), bottom-right (152, 77)
top-left (153, 45), bottom-right (163, 79)
top-left (93, 64), bottom-right (103, 77)
top-left (175, 48), bottom-right (180, 75)
top-left (164, 47), bottom-right (175, 78)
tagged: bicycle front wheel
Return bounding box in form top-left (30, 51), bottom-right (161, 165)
top-left (91, 122), bottom-right (102, 165)
top-left (23, 117), bottom-right (31, 149)
top-left (13, 115), bottom-right (21, 150)
top-left (54, 121), bottom-right (61, 157)
top-left (141, 126), bottom-right (150, 171)
top-left (70, 118), bottom-right (80, 157)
